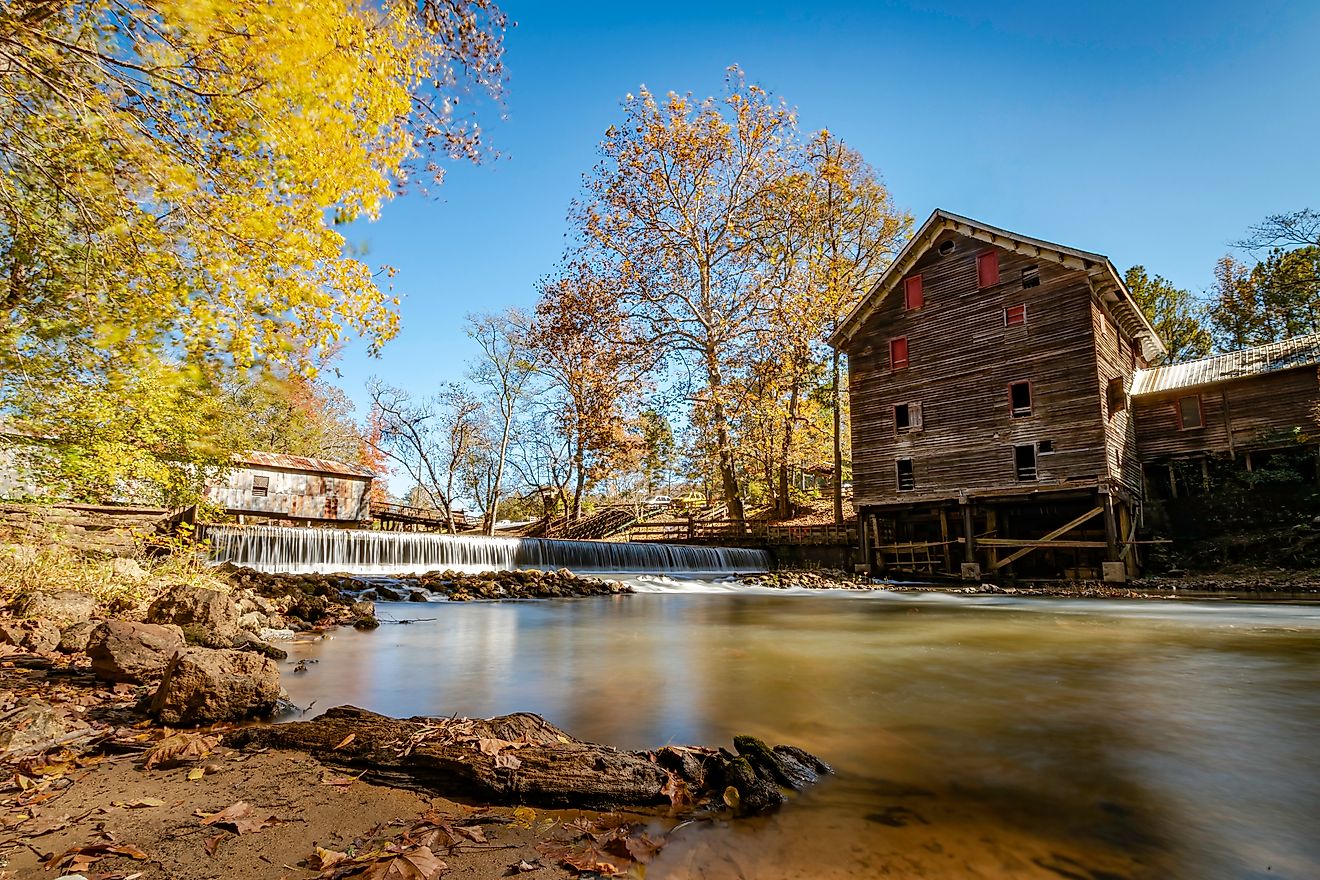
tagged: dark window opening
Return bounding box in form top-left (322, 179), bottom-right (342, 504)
top-left (938, 239), bottom-right (956, 256)
top-left (1037, 439), bottom-right (1055, 454)
top-left (896, 459), bottom-right (915, 492)
top-left (1022, 265), bottom-right (1040, 288)
top-left (1009, 381), bottom-right (1032, 418)
top-left (977, 251), bottom-right (1000, 288)
top-left (1004, 303), bottom-right (1027, 326)
top-left (894, 402), bottom-right (922, 433)
top-left (1014, 445), bottom-right (1037, 481)
top-left (890, 336), bottom-right (909, 370)
top-left (904, 275), bottom-right (923, 310)
top-left (1177, 395), bottom-right (1203, 430)
top-left (252, 475), bottom-right (270, 498)
top-left (1107, 376), bottom-right (1127, 414)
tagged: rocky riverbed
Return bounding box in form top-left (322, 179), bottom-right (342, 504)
top-left (0, 566), bottom-right (822, 880)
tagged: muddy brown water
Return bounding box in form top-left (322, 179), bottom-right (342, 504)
top-left (279, 579), bottom-right (1320, 879)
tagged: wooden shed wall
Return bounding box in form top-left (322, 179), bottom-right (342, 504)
top-left (1134, 367), bottom-right (1320, 459)
top-left (1091, 302), bottom-right (1144, 493)
top-left (207, 466), bottom-right (372, 521)
top-left (844, 232), bottom-right (1111, 508)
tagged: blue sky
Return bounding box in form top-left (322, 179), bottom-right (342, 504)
top-left (335, 0), bottom-right (1320, 415)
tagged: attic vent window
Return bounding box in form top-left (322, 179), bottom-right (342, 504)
top-left (938, 240), bottom-right (956, 256)
top-left (1022, 266), bottom-right (1040, 288)
top-left (252, 475), bottom-right (270, 498)
top-left (904, 275), bottom-right (923, 310)
top-left (977, 252), bottom-right (1000, 288)
top-left (896, 458), bottom-right (915, 492)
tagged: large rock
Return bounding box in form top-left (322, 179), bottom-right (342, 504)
top-left (58, 619), bottom-right (100, 654)
top-left (86, 620), bottom-right (185, 683)
top-left (146, 586), bottom-right (239, 648)
top-left (0, 618), bottom-right (60, 653)
top-left (149, 648), bottom-right (281, 725)
top-left (0, 698), bottom-right (67, 754)
top-left (11, 590), bottom-right (98, 627)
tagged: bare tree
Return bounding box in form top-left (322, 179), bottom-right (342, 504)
top-left (367, 379), bottom-right (481, 534)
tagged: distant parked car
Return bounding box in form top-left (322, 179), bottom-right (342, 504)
top-left (643, 495), bottom-right (673, 508)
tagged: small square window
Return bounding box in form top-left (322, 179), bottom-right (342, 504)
top-left (252, 475), bottom-right (270, 498)
top-left (1009, 381), bottom-right (1032, 418)
top-left (890, 337), bottom-right (909, 370)
top-left (1004, 304), bottom-right (1027, 326)
top-left (904, 275), bottom-right (923, 310)
top-left (896, 459), bottom-right (915, 492)
top-left (1037, 439), bottom-right (1055, 454)
top-left (1177, 395), bottom-right (1203, 430)
top-left (894, 402), bottom-right (922, 433)
top-left (1014, 445), bottom-right (1037, 481)
top-left (1022, 266), bottom-right (1040, 288)
top-left (977, 252), bottom-right (999, 288)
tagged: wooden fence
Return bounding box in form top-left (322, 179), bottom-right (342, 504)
top-left (626, 519), bottom-right (857, 547)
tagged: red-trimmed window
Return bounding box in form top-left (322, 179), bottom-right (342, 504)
top-left (904, 275), bottom-right (923, 310)
top-left (890, 337), bottom-right (909, 370)
top-left (1004, 304), bottom-right (1027, 326)
top-left (977, 252), bottom-right (1000, 288)
top-left (1009, 381), bottom-right (1032, 417)
top-left (1176, 395), bottom-right (1203, 430)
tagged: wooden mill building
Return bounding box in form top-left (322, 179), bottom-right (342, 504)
top-left (205, 452), bottom-right (376, 525)
top-left (830, 209), bottom-right (1320, 580)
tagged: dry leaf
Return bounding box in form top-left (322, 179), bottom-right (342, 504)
top-left (320, 771), bottom-right (361, 787)
top-left (313, 845), bottom-right (349, 869)
top-left (199, 801), bottom-right (282, 835)
top-left (45, 841), bottom-right (149, 873)
top-left (333, 733), bottom-right (356, 750)
top-left (187, 767), bottom-right (205, 781)
top-left (510, 859), bottom-right (540, 873)
top-left (144, 733), bottom-right (218, 769)
top-left (494, 753), bottom-right (521, 770)
top-left (453, 824), bottom-right (487, 844)
top-left (359, 846), bottom-right (447, 879)
top-left (204, 833), bottom-right (224, 857)
top-left (122, 797), bottom-right (166, 808)
top-left (661, 772), bottom-right (692, 808)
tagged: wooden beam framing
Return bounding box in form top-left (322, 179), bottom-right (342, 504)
top-left (990, 506), bottom-right (1105, 571)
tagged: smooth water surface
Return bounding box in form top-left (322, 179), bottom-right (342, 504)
top-left (281, 583), bottom-right (1320, 879)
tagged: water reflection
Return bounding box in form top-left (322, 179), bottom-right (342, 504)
top-left (281, 589), bottom-right (1320, 879)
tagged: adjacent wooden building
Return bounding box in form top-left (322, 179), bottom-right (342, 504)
top-left (205, 452), bottom-right (376, 524)
top-left (831, 209), bottom-right (1168, 580)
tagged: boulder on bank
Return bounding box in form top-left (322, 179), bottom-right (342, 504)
top-left (146, 585), bottom-right (240, 647)
top-left (227, 706), bottom-right (829, 814)
top-left (11, 589), bottom-right (99, 627)
top-left (149, 647), bottom-right (281, 725)
top-left (0, 617), bottom-right (60, 653)
top-left (57, 619), bottom-right (100, 654)
top-left (86, 620), bottom-right (185, 683)
top-left (0, 698), bottom-right (67, 754)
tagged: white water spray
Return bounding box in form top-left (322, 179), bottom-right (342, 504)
top-left (204, 524), bottom-right (770, 575)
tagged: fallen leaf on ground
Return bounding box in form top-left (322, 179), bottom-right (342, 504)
top-left (333, 733), bottom-right (356, 750)
top-left (508, 859), bottom-right (541, 874)
top-left (494, 753), bottom-right (521, 770)
top-left (204, 833), bottom-right (224, 857)
top-left (119, 797), bottom-right (166, 808)
top-left (44, 841), bottom-right (149, 873)
top-left (313, 845), bottom-right (350, 870)
top-left (143, 733), bottom-right (218, 770)
top-left (358, 846), bottom-right (447, 879)
top-left (187, 767), bottom-right (206, 781)
top-left (320, 771), bottom-right (363, 787)
top-left (199, 801), bottom-right (282, 835)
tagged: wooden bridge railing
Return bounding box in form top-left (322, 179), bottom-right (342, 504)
top-left (626, 519), bottom-right (857, 546)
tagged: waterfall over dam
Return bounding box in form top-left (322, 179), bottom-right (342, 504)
top-left (204, 524), bottom-right (771, 575)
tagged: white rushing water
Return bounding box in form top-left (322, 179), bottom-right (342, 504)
top-left (204, 524), bottom-right (770, 575)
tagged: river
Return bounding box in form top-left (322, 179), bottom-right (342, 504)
top-left (277, 577), bottom-right (1320, 880)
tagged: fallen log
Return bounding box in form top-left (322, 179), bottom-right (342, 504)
top-left (226, 706), bottom-right (829, 813)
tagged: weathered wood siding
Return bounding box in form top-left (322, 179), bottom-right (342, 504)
top-left (844, 232), bottom-right (1110, 508)
top-left (1091, 302), bottom-right (1144, 493)
top-left (207, 465), bottom-right (371, 521)
top-left (1134, 367), bottom-right (1320, 459)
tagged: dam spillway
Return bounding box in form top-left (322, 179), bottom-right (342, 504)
top-left (204, 524), bottom-right (771, 575)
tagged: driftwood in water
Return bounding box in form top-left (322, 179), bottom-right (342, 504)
top-left (226, 706), bottom-right (829, 813)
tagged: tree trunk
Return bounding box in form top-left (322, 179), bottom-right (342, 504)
top-left (702, 348), bottom-right (745, 524)
top-left (831, 348), bottom-right (844, 525)
top-left (777, 377), bottom-right (801, 520)
top-left (227, 706), bottom-right (829, 815)
top-left (485, 405), bottom-right (514, 536)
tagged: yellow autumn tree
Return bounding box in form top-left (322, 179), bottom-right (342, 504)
top-left (0, 0), bottom-right (507, 500)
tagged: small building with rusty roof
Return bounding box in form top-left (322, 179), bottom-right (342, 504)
top-left (206, 452), bottom-right (376, 524)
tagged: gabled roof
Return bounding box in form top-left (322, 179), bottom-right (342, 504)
top-left (236, 451), bottom-right (377, 479)
top-left (1131, 333), bottom-right (1320, 397)
top-left (828, 209), bottom-right (1166, 361)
